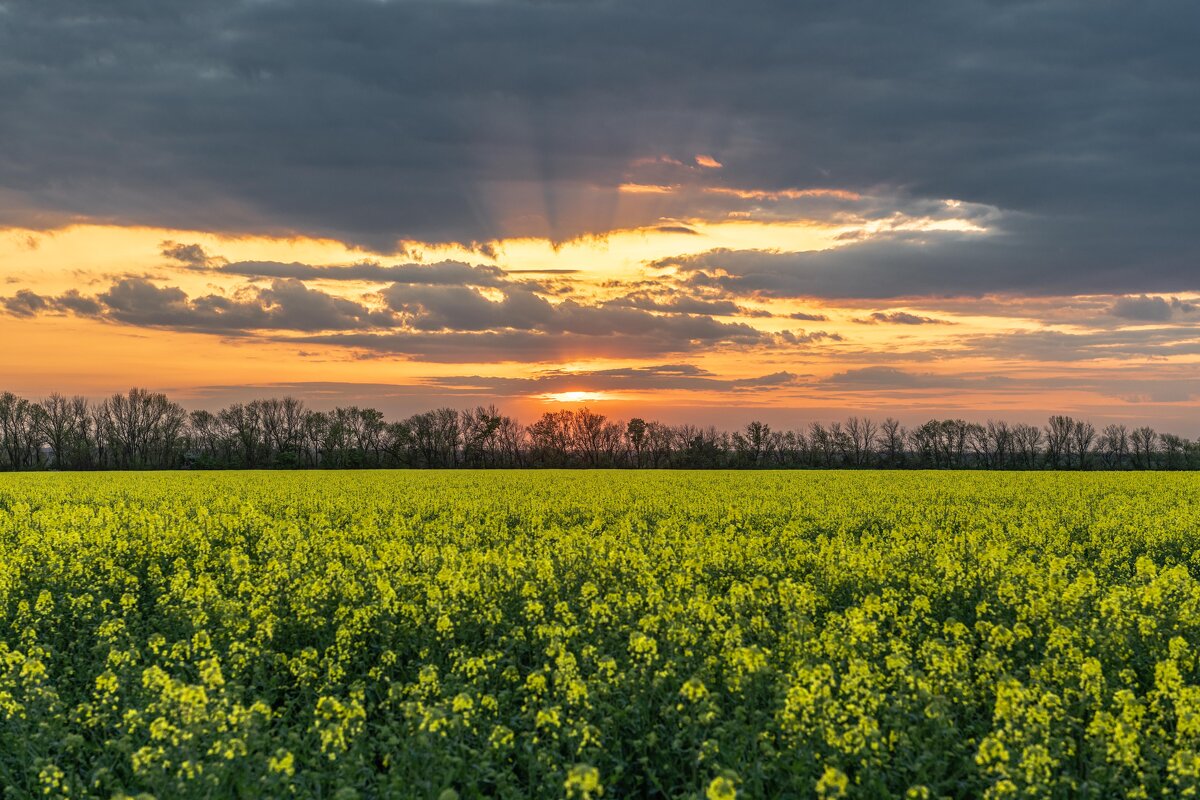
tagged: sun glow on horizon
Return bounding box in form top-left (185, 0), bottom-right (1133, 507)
top-left (541, 391), bottom-right (611, 403)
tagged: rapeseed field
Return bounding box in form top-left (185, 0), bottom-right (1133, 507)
top-left (2, 471), bottom-right (1199, 798)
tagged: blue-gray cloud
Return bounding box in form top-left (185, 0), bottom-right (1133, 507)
top-left (3, 275), bottom-right (841, 362)
top-left (0, 0), bottom-right (1195, 299)
top-left (855, 311), bottom-right (954, 326)
top-left (1108, 295), bottom-right (1198, 322)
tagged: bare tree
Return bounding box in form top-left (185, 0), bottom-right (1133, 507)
top-left (1, 386), bottom-right (1195, 472)
top-left (96, 388), bottom-right (185, 468)
top-left (985, 420), bottom-right (1013, 468)
top-left (1098, 424), bottom-right (1130, 469)
top-left (1131, 426), bottom-right (1158, 469)
top-left (844, 416), bottom-right (877, 467)
top-left (527, 410), bottom-right (573, 466)
top-left (776, 429), bottom-right (808, 466)
top-left (303, 411), bottom-right (330, 467)
top-left (1160, 433), bottom-right (1187, 469)
top-left (625, 418), bottom-right (648, 467)
top-left (0, 392), bottom-right (41, 469)
top-left (1011, 423), bottom-right (1044, 469)
top-left (599, 420), bottom-right (625, 466)
top-left (875, 418), bottom-right (905, 467)
top-left (257, 397), bottom-right (307, 466)
top-left (462, 405), bottom-right (504, 467)
top-left (1072, 419), bottom-right (1096, 469)
top-left (809, 422), bottom-right (836, 467)
top-left (732, 421), bottom-right (772, 467)
top-left (220, 403), bottom-right (264, 467)
top-left (496, 415), bottom-right (528, 467)
top-left (968, 423), bottom-right (995, 468)
top-left (37, 393), bottom-right (91, 468)
top-left (645, 421), bottom-right (674, 467)
top-left (570, 407), bottom-right (608, 466)
top-left (1044, 415), bottom-right (1075, 469)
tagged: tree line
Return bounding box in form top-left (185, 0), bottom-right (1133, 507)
top-left (0, 388), bottom-right (1196, 471)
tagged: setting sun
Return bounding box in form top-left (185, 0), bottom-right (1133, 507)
top-left (542, 391), bottom-right (610, 403)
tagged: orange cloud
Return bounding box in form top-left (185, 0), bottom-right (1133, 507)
top-left (617, 183), bottom-right (677, 194)
top-left (704, 187), bottom-right (862, 201)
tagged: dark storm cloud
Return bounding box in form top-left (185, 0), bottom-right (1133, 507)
top-left (661, 221), bottom-right (1199, 300)
top-left (0, 0), bottom-right (1198, 295)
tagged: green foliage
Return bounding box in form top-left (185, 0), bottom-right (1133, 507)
top-left (1, 471), bottom-right (1199, 798)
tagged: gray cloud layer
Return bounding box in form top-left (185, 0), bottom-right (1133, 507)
top-left (1, 0), bottom-right (1198, 297)
top-left (426, 364), bottom-right (802, 395)
top-left (11, 277), bottom-right (399, 333)
top-left (4, 274), bottom-right (840, 362)
top-left (854, 311), bottom-right (954, 326)
top-left (208, 258), bottom-right (514, 288)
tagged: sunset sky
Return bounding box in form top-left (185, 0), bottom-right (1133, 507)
top-left (2, 1), bottom-right (1198, 430)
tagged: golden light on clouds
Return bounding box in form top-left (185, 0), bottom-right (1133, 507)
top-left (2, 203), bottom-right (1197, 429)
top-left (541, 391), bottom-right (612, 403)
top-left (704, 186), bottom-right (861, 201)
top-left (617, 183), bottom-right (676, 194)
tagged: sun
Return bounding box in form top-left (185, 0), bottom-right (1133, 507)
top-left (541, 391), bottom-right (609, 403)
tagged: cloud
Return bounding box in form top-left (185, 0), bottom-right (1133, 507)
top-left (854, 311), bottom-right (954, 325)
top-left (290, 330), bottom-right (734, 363)
top-left (378, 283), bottom-right (774, 343)
top-left (382, 285), bottom-right (556, 332)
top-left (1, 289), bottom-right (49, 317)
top-left (962, 327), bottom-right (1200, 362)
top-left (425, 364), bottom-right (802, 394)
top-left (777, 329), bottom-right (842, 345)
top-left (822, 366), bottom-right (1002, 391)
top-left (659, 213), bottom-right (1200, 299)
top-left (5, 277), bottom-right (397, 333)
top-left (54, 290), bottom-right (104, 316)
top-left (213, 259), bottom-right (513, 287)
top-left (161, 241), bottom-right (216, 267)
top-left (604, 291), bottom-right (745, 316)
top-left (0, 0), bottom-right (1197, 293)
top-left (5, 273), bottom-right (841, 362)
top-left (788, 311), bottom-right (828, 321)
top-left (1108, 295), bottom-right (1198, 322)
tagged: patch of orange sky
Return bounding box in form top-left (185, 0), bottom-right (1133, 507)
top-left (2, 206), bottom-right (1195, 423)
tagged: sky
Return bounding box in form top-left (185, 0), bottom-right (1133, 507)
top-left (1, 0), bottom-right (1198, 431)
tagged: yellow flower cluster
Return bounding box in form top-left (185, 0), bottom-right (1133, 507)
top-left (0, 470), bottom-right (1199, 797)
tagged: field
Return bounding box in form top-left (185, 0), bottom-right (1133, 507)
top-left (2, 472), bottom-right (1200, 799)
